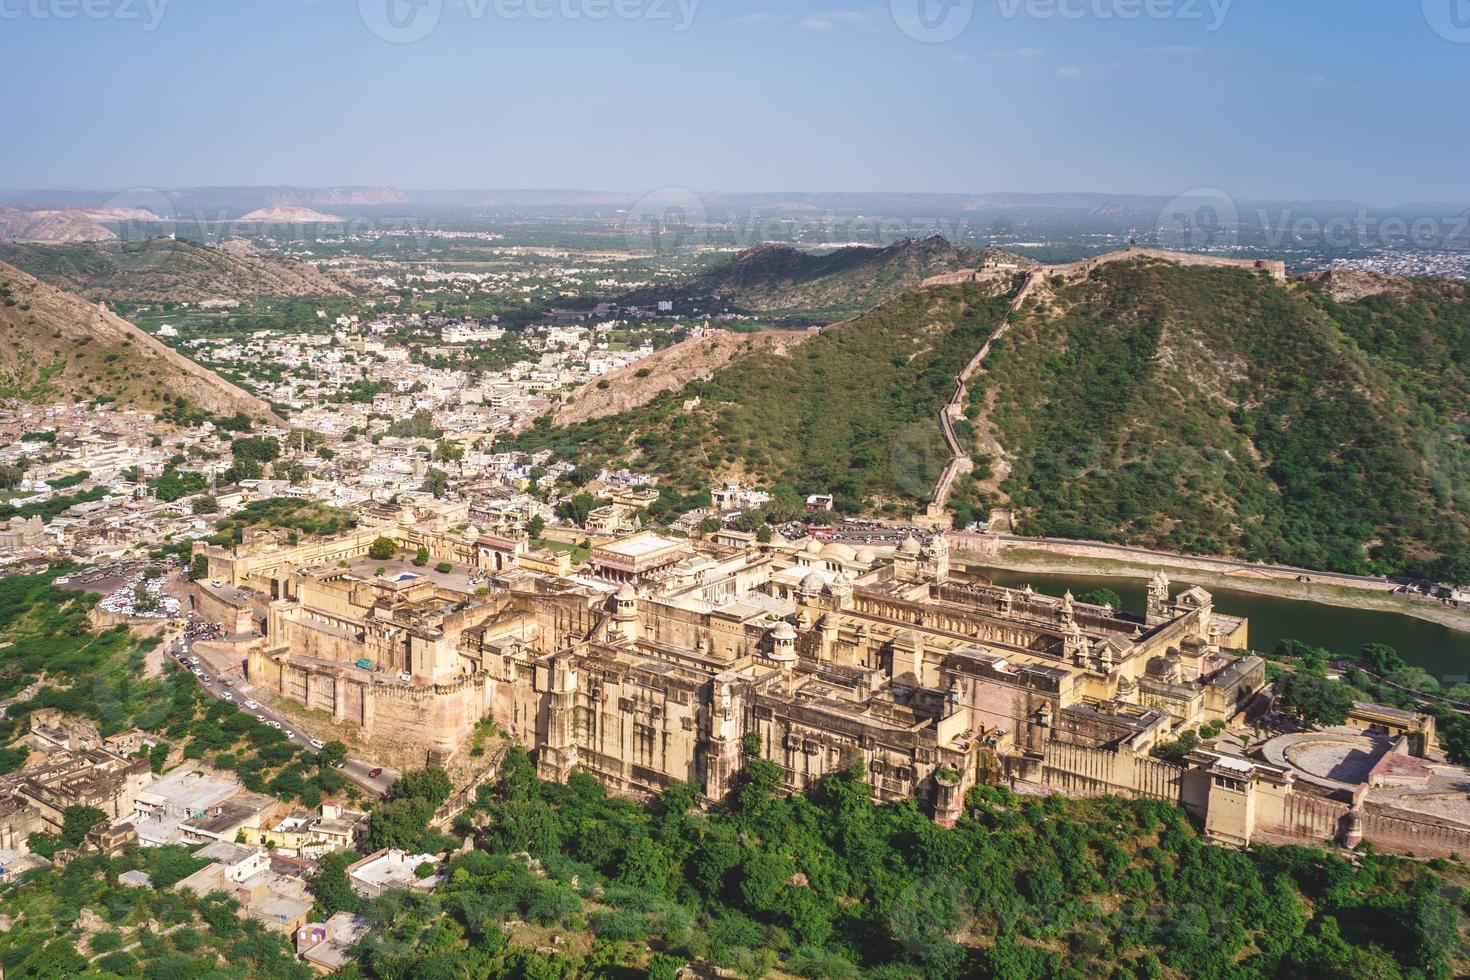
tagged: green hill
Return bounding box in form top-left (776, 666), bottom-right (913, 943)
top-left (981, 258), bottom-right (1470, 577)
top-left (523, 253), bottom-right (1470, 578)
top-left (0, 238), bottom-right (361, 307)
top-left (619, 235), bottom-right (985, 323)
top-left (519, 276), bottom-right (1022, 511)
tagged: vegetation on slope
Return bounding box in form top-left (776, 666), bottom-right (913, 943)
top-left (618, 235), bottom-right (984, 323)
top-left (0, 261), bottom-right (277, 419)
top-left (205, 497), bottom-right (359, 547)
top-left (338, 747), bottom-right (1464, 979)
top-left (982, 258), bottom-right (1470, 577)
top-left (0, 239), bottom-right (359, 307)
top-left (515, 279), bottom-right (1018, 513)
top-left (0, 845), bottom-right (311, 978)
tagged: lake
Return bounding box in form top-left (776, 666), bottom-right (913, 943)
top-left (973, 566), bottom-right (1470, 685)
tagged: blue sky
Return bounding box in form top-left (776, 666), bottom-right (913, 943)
top-left (3, 0), bottom-right (1466, 204)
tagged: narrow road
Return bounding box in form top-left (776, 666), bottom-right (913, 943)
top-left (169, 636), bottom-right (400, 796)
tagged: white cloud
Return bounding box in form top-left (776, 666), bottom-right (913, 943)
top-left (799, 10), bottom-right (878, 31)
top-left (1130, 44), bottom-right (1205, 56)
top-left (984, 47), bottom-right (1044, 61)
top-left (734, 12), bottom-right (793, 25)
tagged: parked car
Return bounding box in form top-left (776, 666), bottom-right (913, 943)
top-left (369, 767), bottom-right (383, 778)
top-left (310, 739), bottom-right (325, 750)
top-left (244, 700), bottom-right (258, 710)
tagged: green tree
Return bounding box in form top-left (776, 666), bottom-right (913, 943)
top-left (59, 804), bottom-right (108, 848)
top-left (368, 537), bottom-right (397, 561)
top-left (1360, 642), bottom-right (1404, 676)
top-left (394, 766), bottom-right (453, 806)
top-left (231, 435), bottom-right (281, 462)
top-left (556, 493), bottom-right (598, 527)
top-left (1077, 588), bottom-right (1122, 609)
top-left (223, 456), bottom-right (263, 483)
top-left (1274, 670), bottom-right (1354, 727)
top-left (317, 740), bottom-right (348, 768)
top-left (310, 850), bottom-right (363, 918)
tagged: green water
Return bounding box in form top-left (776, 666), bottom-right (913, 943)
top-left (974, 567), bottom-right (1470, 686)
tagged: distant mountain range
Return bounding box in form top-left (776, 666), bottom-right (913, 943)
top-left (0, 186), bottom-right (407, 224)
top-left (2, 187), bottom-right (1461, 216)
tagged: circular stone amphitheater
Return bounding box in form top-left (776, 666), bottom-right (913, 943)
top-left (1259, 730), bottom-right (1393, 792)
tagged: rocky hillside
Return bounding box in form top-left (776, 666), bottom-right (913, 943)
top-left (551, 329), bottom-right (813, 426)
top-left (0, 259), bottom-right (278, 420)
top-left (618, 235), bottom-right (984, 323)
top-left (516, 277), bottom-right (1020, 507)
top-left (978, 257), bottom-right (1470, 576)
top-left (523, 249), bottom-right (1470, 578)
top-left (0, 239), bottom-right (362, 305)
top-left (0, 205), bottom-right (118, 242)
top-left (237, 205), bottom-right (346, 223)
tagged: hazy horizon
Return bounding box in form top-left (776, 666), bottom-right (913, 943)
top-left (3, 1), bottom-right (1467, 206)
